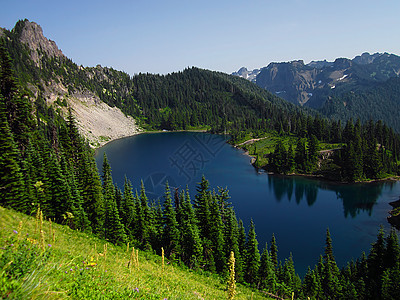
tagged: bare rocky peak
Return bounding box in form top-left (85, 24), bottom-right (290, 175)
top-left (16, 20), bottom-right (64, 65)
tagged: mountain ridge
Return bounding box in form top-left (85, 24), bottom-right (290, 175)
top-left (233, 52), bottom-right (400, 106)
top-left (233, 52), bottom-right (400, 132)
top-left (2, 19), bottom-right (141, 147)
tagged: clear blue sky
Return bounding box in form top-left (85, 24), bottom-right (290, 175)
top-left (1, 0), bottom-right (400, 75)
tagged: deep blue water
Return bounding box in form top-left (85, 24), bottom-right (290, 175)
top-left (95, 132), bottom-right (400, 276)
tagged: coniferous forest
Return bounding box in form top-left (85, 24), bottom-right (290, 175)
top-left (2, 20), bottom-right (400, 299)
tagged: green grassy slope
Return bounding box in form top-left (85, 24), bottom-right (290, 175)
top-left (0, 206), bottom-right (270, 299)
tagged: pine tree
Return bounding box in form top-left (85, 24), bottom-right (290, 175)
top-left (245, 219), bottom-right (260, 285)
top-left (307, 134), bottom-right (319, 167)
top-left (271, 139), bottom-right (287, 174)
top-left (78, 147), bottom-right (104, 234)
top-left (280, 254), bottom-right (301, 296)
top-left (302, 267), bottom-right (322, 299)
top-left (209, 191), bottom-right (226, 273)
top-left (136, 181), bottom-right (151, 247)
top-left (294, 138), bottom-right (308, 173)
top-left (270, 233), bottom-right (278, 270)
top-left (43, 148), bottom-right (74, 222)
top-left (237, 219), bottom-right (247, 282)
top-left (101, 153), bottom-right (127, 244)
top-left (162, 182), bottom-right (181, 258)
top-left (321, 228), bottom-right (342, 299)
top-left (384, 227), bottom-right (400, 269)
top-left (194, 175), bottom-right (212, 239)
top-left (224, 208), bottom-right (241, 279)
top-left (0, 44), bottom-right (33, 151)
top-left (121, 177), bottom-right (136, 240)
top-left (178, 188), bottom-right (203, 267)
top-left (258, 242), bottom-right (277, 292)
top-left (0, 96), bottom-right (27, 211)
top-left (365, 226), bottom-right (386, 298)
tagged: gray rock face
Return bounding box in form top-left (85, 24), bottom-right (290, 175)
top-left (17, 20), bottom-right (64, 65)
top-left (235, 52), bottom-right (400, 107)
top-left (256, 60), bottom-right (322, 105)
top-left (231, 67), bottom-right (260, 82)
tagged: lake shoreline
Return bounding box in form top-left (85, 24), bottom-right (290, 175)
top-left (233, 142), bottom-right (400, 185)
top-left (94, 129), bottom-right (209, 154)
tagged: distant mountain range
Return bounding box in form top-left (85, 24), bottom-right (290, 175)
top-left (233, 52), bottom-right (400, 131)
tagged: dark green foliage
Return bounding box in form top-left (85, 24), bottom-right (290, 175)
top-left (0, 96), bottom-right (27, 211)
top-left (270, 233), bottom-right (278, 270)
top-left (101, 154), bottom-right (127, 244)
top-left (162, 182), bottom-right (181, 258)
top-left (176, 189), bottom-right (203, 268)
top-left (258, 243), bottom-right (277, 292)
top-left (245, 219), bottom-right (260, 285)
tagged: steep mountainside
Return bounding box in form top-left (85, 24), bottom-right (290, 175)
top-left (1, 20), bottom-right (140, 147)
top-left (231, 67), bottom-right (260, 81)
top-left (233, 52), bottom-right (400, 131)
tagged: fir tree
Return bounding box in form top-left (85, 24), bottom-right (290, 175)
top-left (178, 189), bottom-right (203, 268)
top-left (0, 96), bottom-right (26, 211)
top-left (209, 191), bottom-right (226, 273)
top-left (101, 153), bottom-right (127, 244)
top-left (162, 182), bottom-right (181, 258)
top-left (321, 228), bottom-right (342, 299)
top-left (121, 177), bottom-right (136, 240)
top-left (302, 267), bottom-right (322, 299)
top-left (270, 233), bottom-right (278, 270)
top-left (245, 219), bottom-right (260, 285)
top-left (237, 219), bottom-right (247, 282)
top-left (258, 242), bottom-right (277, 292)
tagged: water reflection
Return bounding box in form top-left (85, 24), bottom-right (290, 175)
top-left (268, 175), bottom-right (319, 207)
top-left (267, 175), bottom-right (392, 218)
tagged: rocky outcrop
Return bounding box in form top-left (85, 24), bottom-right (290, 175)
top-left (231, 67), bottom-right (260, 82)
top-left (16, 20), bottom-right (64, 66)
top-left (7, 19), bottom-right (141, 148)
top-left (36, 78), bottom-right (141, 148)
top-left (256, 60), bottom-right (322, 105)
top-left (234, 52), bottom-right (400, 107)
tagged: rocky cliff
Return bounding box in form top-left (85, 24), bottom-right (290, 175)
top-left (234, 52), bottom-right (400, 108)
top-left (15, 20), bottom-right (64, 66)
top-left (3, 19), bottom-right (141, 147)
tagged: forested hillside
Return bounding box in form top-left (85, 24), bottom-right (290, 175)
top-left (3, 19), bottom-right (400, 299)
top-left (318, 77), bottom-right (400, 132)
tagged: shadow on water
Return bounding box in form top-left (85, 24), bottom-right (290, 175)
top-left (267, 175), bottom-right (394, 218)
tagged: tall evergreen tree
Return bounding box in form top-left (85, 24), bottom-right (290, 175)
top-left (258, 242), bottom-right (277, 292)
top-left (367, 226), bottom-right (386, 298)
top-left (101, 153), bottom-right (127, 244)
top-left (209, 191), bottom-right (226, 273)
top-left (245, 219), bottom-right (260, 285)
top-left (270, 233), bottom-right (278, 270)
top-left (237, 219), bottom-right (247, 283)
top-left (321, 228), bottom-right (342, 299)
top-left (178, 189), bottom-right (203, 268)
top-left (162, 182), bottom-right (181, 258)
top-left (0, 96), bottom-right (26, 211)
top-left (121, 177), bottom-right (136, 240)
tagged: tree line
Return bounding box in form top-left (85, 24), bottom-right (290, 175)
top-left (267, 118), bottom-right (400, 182)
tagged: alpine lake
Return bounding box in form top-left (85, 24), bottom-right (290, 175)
top-left (95, 131), bottom-right (400, 276)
